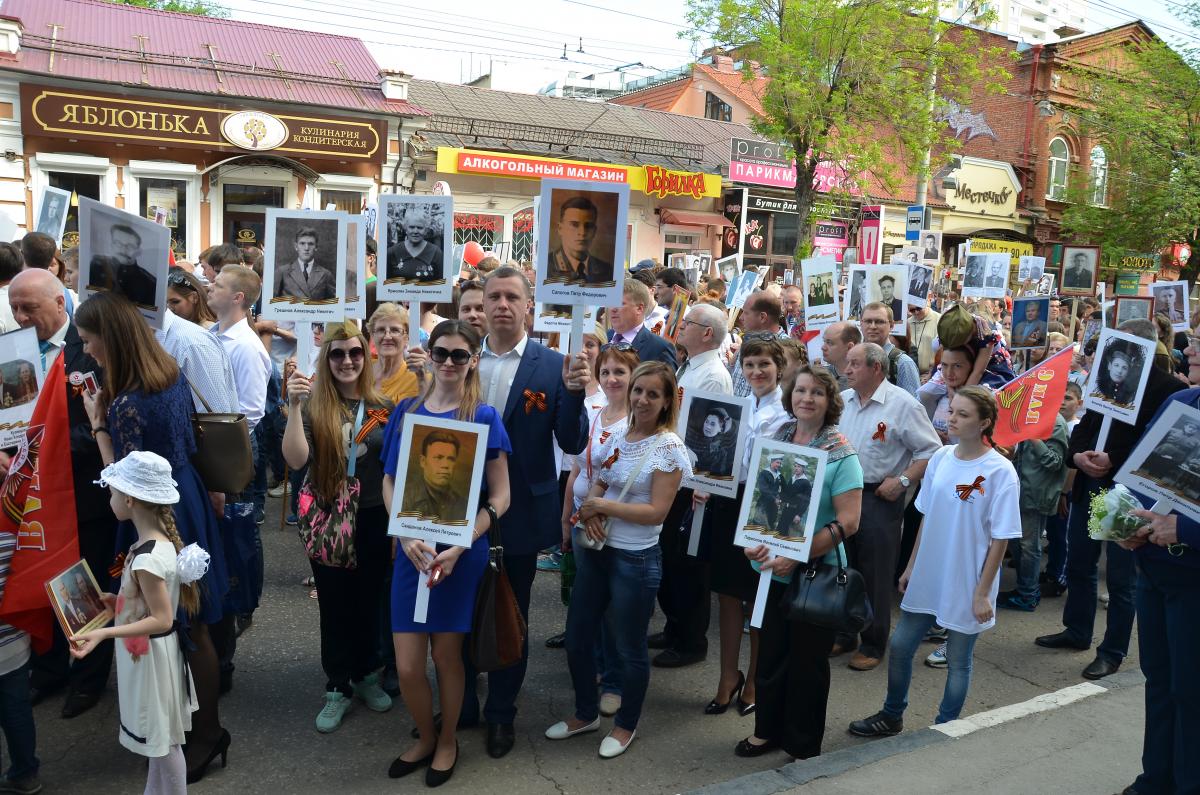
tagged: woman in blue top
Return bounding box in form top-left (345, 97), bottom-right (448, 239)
top-left (76, 291), bottom-right (230, 782)
top-left (380, 320), bottom-right (511, 787)
top-left (739, 364), bottom-right (863, 761)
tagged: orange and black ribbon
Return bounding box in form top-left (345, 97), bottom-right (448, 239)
top-left (601, 448), bottom-right (620, 469)
top-left (524, 389), bottom-right (547, 414)
top-left (108, 552), bottom-right (127, 580)
top-left (355, 408), bottom-right (392, 444)
top-left (599, 430), bottom-right (611, 445)
top-left (955, 475), bottom-right (986, 501)
top-left (872, 422), bottom-right (887, 442)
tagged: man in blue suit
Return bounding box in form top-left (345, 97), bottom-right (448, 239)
top-left (467, 265), bottom-right (591, 758)
top-left (606, 279), bottom-right (677, 369)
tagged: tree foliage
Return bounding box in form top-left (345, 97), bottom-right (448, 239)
top-left (107, 0), bottom-right (228, 16)
top-left (1059, 13), bottom-right (1200, 282)
top-left (686, 0), bottom-right (1010, 255)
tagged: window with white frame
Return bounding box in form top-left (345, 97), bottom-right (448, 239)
top-left (1088, 145), bottom-right (1108, 206)
top-left (511, 207), bottom-right (535, 264)
top-left (1047, 137), bottom-right (1069, 200)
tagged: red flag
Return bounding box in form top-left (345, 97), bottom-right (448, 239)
top-left (993, 346), bottom-right (1073, 448)
top-left (0, 356), bottom-right (80, 652)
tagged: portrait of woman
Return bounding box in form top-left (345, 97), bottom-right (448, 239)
top-left (686, 401), bottom-right (737, 478)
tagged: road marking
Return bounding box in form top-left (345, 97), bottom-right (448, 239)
top-left (931, 681), bottom-right (1108, 738)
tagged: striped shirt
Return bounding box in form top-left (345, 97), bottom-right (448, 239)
top-left (0, 533), bottom-right (30, 675)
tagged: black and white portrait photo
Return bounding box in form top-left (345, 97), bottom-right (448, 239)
top-left (866, 265), bottom-right (908, 332)
top-left (844, 266), bottom-right (868, 322)
top-left (1114, 296), bottom-right (1153, 326)
top-left (1036, 272), bottom-right (1057, 296)
top-left (1018, 255), bottom-right (1046, 283)
top-left (1060, 246), bottom-right (1100, 296)
top-left (907, 263), bottom-right (934, 307)
top-left (1117, 401), bottom-right (1200, 524)
top-left (35, 187), bottom-right (71, 244)
top-left (77, 197), bottom-right (170, 328)
top-left (963, 253), bottom-right (987, 296)
top-left (891, 247), bottom-right (922, 267)
top-left (379, 195), bottom-right (454, 304)
top-left (261, 209), bottom-right (346, 321)
top-left (1149, 280), bottom-right (1190, 331)
top-left (920, 231), bottom-right (942, 263)
top-left (1083, 328), bottom-right (1156, 424)
top-left (679, 390), bottom-right (752, 499)
top-left (535, 180), bottom-right (630, 306)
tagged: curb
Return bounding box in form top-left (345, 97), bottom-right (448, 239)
top-left (688, 669), bottom-right (1146, 794)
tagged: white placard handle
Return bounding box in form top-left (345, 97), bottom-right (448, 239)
top-left (569, 305), bottom-right (586, 356)
top-left (409, 303), bottom-right (423, 357)
top-left (1095, 415), bottom-right (1113, 452)
top-left (1149, 499), bottom-right (1171, 515)
top-left (294, 321), bottom-right (313, 378)
top-left (687, 501), bottom-right (705, 557)
top-left (750, 555), bottom-right (774, 629)
top-left (412, 552), bottom-right (435, 624)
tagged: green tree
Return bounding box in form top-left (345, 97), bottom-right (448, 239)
top-left (1059, 15), bottom-right (1200, 283)
top-left (686, 0), bottom-right (1010, 257)
top-left (107, 0), bottom-right (228, 16)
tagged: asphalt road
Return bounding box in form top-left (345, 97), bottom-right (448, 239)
top-left (33, 494), bottom-right (1137, 794)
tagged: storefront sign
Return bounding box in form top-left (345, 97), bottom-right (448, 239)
top-left (436, 147), bottom-right (722, 198)
top-left (967, 236), bottom-right (1033, 267)
top-left (813, 220), bottom-right (849, 262)
top-left (748, 194), bottom-right (798, 214)
top-left (728, 138), bottom-right (856, 194)
top-left (1115, 271), bottom-right (1143, 295)
top-left (1112, 253), bottom-right (1159, 272)
top-left (21, 84), bottom-right (385, 163)
top-left (947, 157), bottom-right (1021, 217)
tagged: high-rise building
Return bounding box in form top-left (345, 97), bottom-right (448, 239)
top-left (941, 0), bottom-right (1088, 42)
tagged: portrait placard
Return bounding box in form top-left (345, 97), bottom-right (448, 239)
top-left (386, 414), bottom-right (488, 548)
top-left (77, 197), bottom-right (170, 328)
top-left (963, 252), bottom-right (1008, 299)
top-left (1010, 296), bottom-right (1050, 350)
top-left (918, 230), bottom-right (942, 264)
top-left (1082, 328), bottom-right (1155, 425)
top-left (734, 439), bottom-right (828, 563)
top-left (1149, 280), bottom-right (1190, 331)
top-left (1115, 401), bottom-right (1200, 524)
top-left (1018, 255), bottom-right (1046, 283)
top-left (1114, 296), bottom-right (1153, 326)
top-left (864, 264), bottom-right (908, 333)
top-left (533, 303), bottom-right (595, 332)
top-left (727, 268), bottom-right (761, 311)
top-left (662, 287), bottom-right (690, 343)
top-left (261, 210), bottom-right (346, 322)
top-left (535, 179), bottom-right (630, 306)
top-left (678, 391), bottom-right (753, 499)
top-left (377, 195), bottom-right (454, 303)
top-left (891, 247), bottom-right (922, 268)
top-left (35, 186), bottom-right (71, 244)
top-left (1035, 272), bottom-right (1057, 296)
top-left (45, 560), bottom-right (112, 645)
top-left (906, 263), bottom-right (934, 308)
top-left (844, 265), bottom-right (868, 322)
top-left (0, 328), bottom-right (44, 448)
top-left (342, 214), bottom-right (367, 319)
top-left (715, 254), bottom-right (740, 285)
top-left (801, 255), bottom-right (839, 330)
top-left (1060, 245), bottom-right (1100, 297)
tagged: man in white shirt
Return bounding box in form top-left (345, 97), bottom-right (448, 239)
top-left (208, 265), bottom-right (271, 431)
top-left (157, 309), bottom-right (239, 415)
top-left (837, 342), bottom-right (941, 671)
top-left (676, 303), bottom-right (733, 397)
top-left (860, 302), bottom-right (920, 396)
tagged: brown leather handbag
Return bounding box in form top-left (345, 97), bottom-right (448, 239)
top-left (469, 520), bottom-right (527, 672)
top-left (186, 379), bottom-right (254, 495)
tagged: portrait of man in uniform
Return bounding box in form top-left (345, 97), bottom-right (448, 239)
top-left (274, 225), bottom-right (337, 302)
top-left (385, 203), bottom-right (446, 283)
top-left (547, 196), bottom-right (614, 285)
top-left (1012, 297), bottom-right (1049, 349)
top-left (1061, 247), bottom-right (1099, 295)
top-left (402, 430), bottom-right (470, 523)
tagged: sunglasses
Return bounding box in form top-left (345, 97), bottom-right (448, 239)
top-left (430, 346), bottom-right (473, 365)
top-left (167, 271), bottom-right (196, 291)
top-left (600, 342), bottom-right (635, 352)
top-left (328, 347), bottom-right (365, 363)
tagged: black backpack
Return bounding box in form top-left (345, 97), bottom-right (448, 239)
top-left (886, 346), bottom-right (904, 385)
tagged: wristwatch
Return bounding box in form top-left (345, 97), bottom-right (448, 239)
top-left (898, 474), bottom-right (911, 489)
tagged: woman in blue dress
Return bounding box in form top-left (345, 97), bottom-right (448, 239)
top-left (381, 319), bottom-right (511, 787)
top-left (76, 291), bottom-right (231, 783)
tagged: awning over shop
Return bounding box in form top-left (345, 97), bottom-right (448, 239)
top-left (659, 208), bottom-right (734, 228)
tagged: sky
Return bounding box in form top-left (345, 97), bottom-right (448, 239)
top-left (219, 0), bottom-right (1196, 93)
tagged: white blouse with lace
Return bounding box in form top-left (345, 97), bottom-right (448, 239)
top-left (593, 426), bottom-right (693, 551)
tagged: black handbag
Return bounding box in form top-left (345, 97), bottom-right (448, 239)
top-left (185, 378), bottom-right (254, 495)
top-left (782, 524), bottom-right (873, 634)
top-left (469, 520), bottom-right (527, 673)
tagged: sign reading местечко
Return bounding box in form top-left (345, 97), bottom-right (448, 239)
top-left (21, 84), bottom-right (386, 163)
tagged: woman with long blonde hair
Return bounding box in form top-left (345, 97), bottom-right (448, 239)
top-left (284, 322), bottom-right (396, 734)
top-left (381, 319), bottom-right (511, 786)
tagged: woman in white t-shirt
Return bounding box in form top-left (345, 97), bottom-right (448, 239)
top-left (546, 362), bottom-right (692, 759)
top-left (850, 386), bottom-right (1021, 736)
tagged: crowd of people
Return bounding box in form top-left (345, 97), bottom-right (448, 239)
top-left (0, 233), bottom-right (1195, 795)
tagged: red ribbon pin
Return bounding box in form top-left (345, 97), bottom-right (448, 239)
top-left (872, 422), bottom-right (887, 442)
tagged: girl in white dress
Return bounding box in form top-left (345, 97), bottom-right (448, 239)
top-left (72, 451), bottom-right (204, 795)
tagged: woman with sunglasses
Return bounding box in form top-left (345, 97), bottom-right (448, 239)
top-left (166, 267), bottom-right (216, 325)
top-left (283, 322), bottom-right (396, 734)
top-left (368, 302), bottom-right (421, 402)
top-left (702, 335), bottom-right (789, 719)
top-left (381, 320), bottom-right (511, 787)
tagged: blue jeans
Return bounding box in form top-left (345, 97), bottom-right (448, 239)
top-left (1133, 555), bottom-right (1200, 795)
top-left (1062, 478), bottom-right (1136, 662)
top-left (1044, 508), bottom-right (1069, 585)
top-left (883, 611), bottom-right (979, 724)
top-left (0, 662), bottom-right (38, 782)
top-left (1009, 510), bottom-right (1045, 601)
top-left (565, 544), bottom-right (661, 732)
top-left (597, 622), bottom-right (621, 696)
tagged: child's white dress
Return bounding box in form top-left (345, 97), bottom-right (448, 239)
top-left (114, 540), bottom-right (198, 757)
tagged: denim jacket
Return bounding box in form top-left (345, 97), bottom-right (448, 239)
top-left (1015, 413), bottom-right (1070, 515)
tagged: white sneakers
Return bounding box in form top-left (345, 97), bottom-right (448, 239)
top-left (544, 718), bottom-right (636, 758)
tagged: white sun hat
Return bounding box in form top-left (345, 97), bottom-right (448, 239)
top-left (94, 451), bottom-right (180, 505)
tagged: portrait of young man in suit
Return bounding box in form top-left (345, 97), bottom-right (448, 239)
top-left (984, 257), bottom-right (1008, 289)
top-left (273, 225), bottom-right (336, 302)
top-left (1062, 249), bottom-right (1096, 292)
top-left (606, 279), bottom-right (677, 368)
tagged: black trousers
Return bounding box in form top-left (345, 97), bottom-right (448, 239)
top-left (754, 579), bottom-right (835, 759)
top-left (310, 505), bottom-right (390, 695)
top-left (837, 490), bottom-right (905, 657)
top-left (31, 517), bottom-right (117, 695)
top-left (657, 490), bottom-right (710, 654)
top-left (462, 552), bottom-right (537, 725)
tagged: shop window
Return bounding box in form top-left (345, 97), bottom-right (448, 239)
top-left (1047, 137), bottom-right (1069, 200)
top-left (47, 172), bottom-right (100, 251)
top-left (511, 207), bottom-right (535, 264)
top-left (1088, 145), bottom-right (1108, 206)
top-left (224, 183), bottom-right (285, 208)
top-left (453, 212), bottom-right (503, 249)
top-left (320, 189), bottom-right (365, 214)
top-left (770, 213), bottom-right (799, 259)
top-left (704, 92), bottom-right (732, 122)
top-left (663, 230), bottom-right (702, 266)
top-left (138, 178), bottom-right (188, 256)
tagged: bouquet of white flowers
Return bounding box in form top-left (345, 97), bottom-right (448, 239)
top-left (1087, 485), bottom-right (1143, 541)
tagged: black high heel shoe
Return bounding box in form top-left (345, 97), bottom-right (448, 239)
top-left (186, 729), bottom-right (231, 784)
top-left (704, 671), bottom-right (746, 715)
top-left (388, 745), bottom-right (435, 779)
top-left (426, 741), bottom-right (458, 788)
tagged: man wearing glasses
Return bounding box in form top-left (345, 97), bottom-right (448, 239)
top-left (859, 302), bottom-right (920, 396)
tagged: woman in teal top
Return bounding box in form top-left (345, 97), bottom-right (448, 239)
top-left (738, 364), bottom-right (864, 761)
